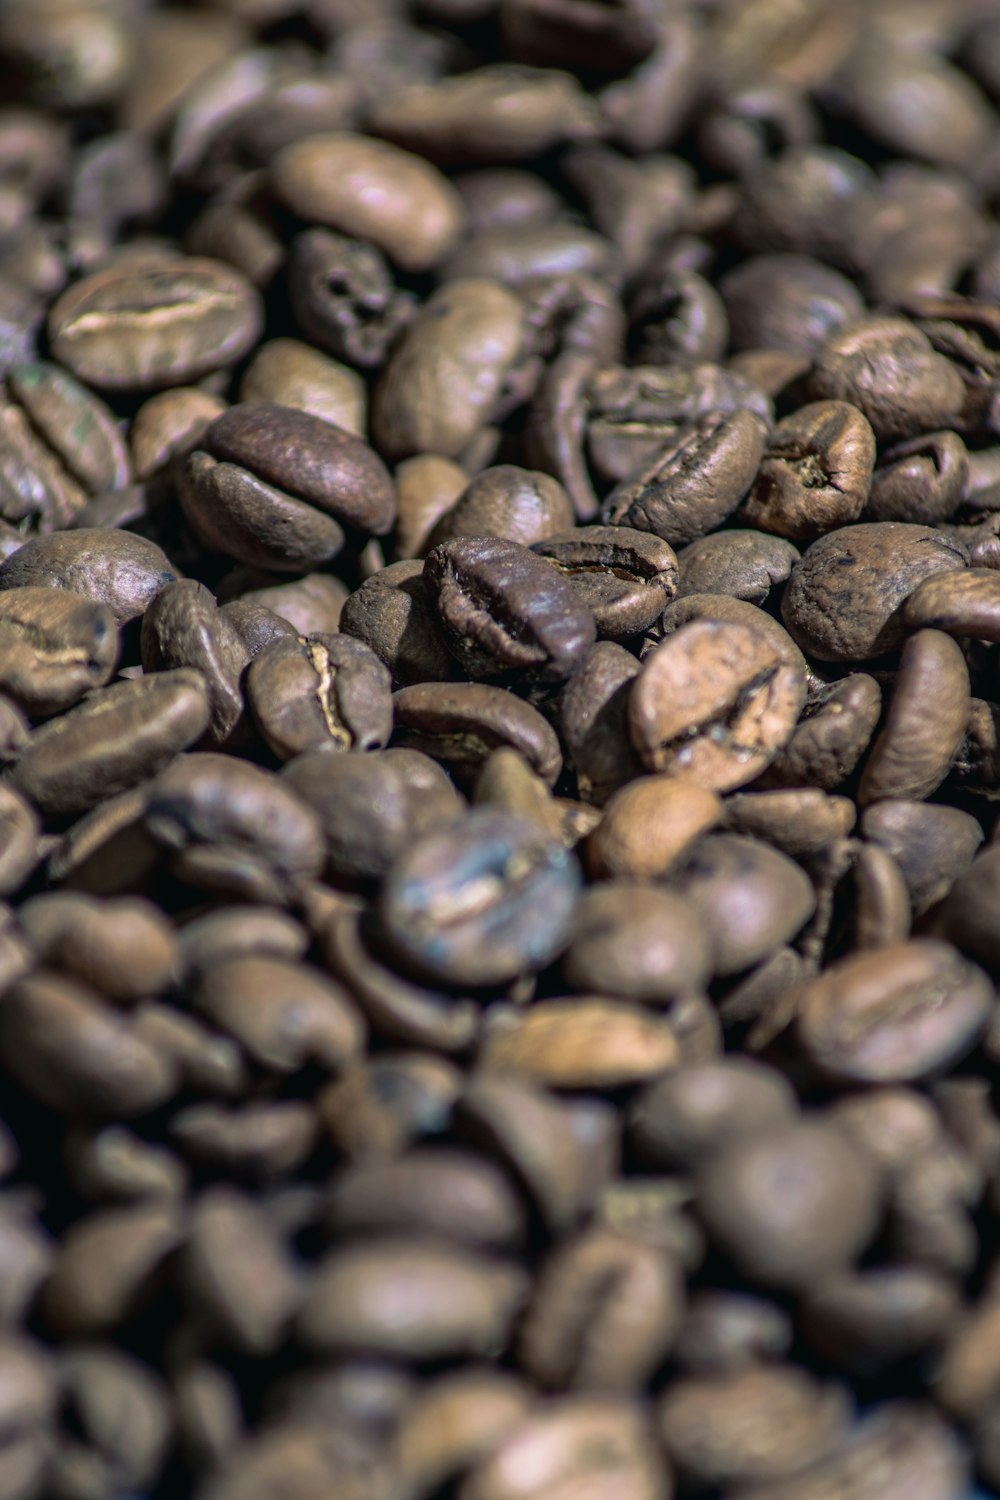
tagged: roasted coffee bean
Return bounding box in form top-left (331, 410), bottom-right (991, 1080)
top-left (603, 408), bottom-right (766, 548)
top-left (396, 1369), bottom-right (531, 1500)
top-left (19, 892), bottom-right (176, 1002)
top-left (379, 810), bottom-right (580, 987)
top-left (0, 359), bottom-right (130, 530)
top-left (424, 536), bottom-right (595, 682)
top-left (326, 1150), bottom-right (524, 1250)
top-left (392, 681), bottom-right (562, 788)
top-left (0, 971), bottom-right (177, 1118)
top-left (48, 254), bottom-right (262, 389)
top-left (430, 465), bottom-right (575, 550)
top-left (0, 586), bottom-right (118, 715)
top-left (867, 431), bottom-right (969, 525)
top-left (247, 633), bottom-right (392, 761)
top-left (0, 526), bottom-right (176, 625)
top-left (862, 800), bottom-right (983, 916)
top-left (742, 400), bottom-right (876, 540)
top-left (781, 522), bottom-right (968, 661)
top-left (283, 747), bottom-right (465, 883)
top-left (531, 526), bottom-right (677, 641)
top-left (480, 997), bottom-right (681, 1089)
top-left (181, 401), bottom-right (395, 573)
top-left (518, 1227), bottom-right (682, 1392)
top-left (287, 227), bottom-right (416, 372)
top-left (141, 579), bottom-right (247, 749)
top-left (373, 279), bottom-right (525, 464)
top-left (722, 788), bottom-right (856, 862)
top-left (271, 133), bottom-right (465, 273)
top-left (630, 1059), bottom-right (797, 1171)
top-left (586, 775), bottom-right (722, 881)
top-left (674, 1290), bottom-right (793, 1375)
top-left (806, 317), bottom-right (966, 443)
top-left (720, 253), bottom-right (865, 357)
top-left (858, 630), bottom-right (969, 805)
top-left (801, 1266), bottom-right (959, 1375)
top-left (339, 560), bottom-right (457, 687)
top-left (182, 1188), bottom-right (301, 1356)
top-left (9, 670), bottom-right (211, 818)
top-left (144, 753), bottom-right (325, 902)
top-left (130, 387), bottom-right (228, 482)
top-left (904, 565), bottom-right (1000, 640)
top-left (629, 619), bottom-right (807, 792)
top-left (797, 940), bottom-right (993, 1084)
top-left (562, 882), bottom-right (709, 1002)
top-left (559, 642), bottom-right (642, 807)
top-left (676, 529), bottom-right (798, 605)
top-left (760, 673), bottom-right (882, 791)
top-left (239, 338), bottom-right (365, 437)
top-left (697, 1121), bottom-right (882, 1290)
top-left (659, 1366), bottom-right (848, 1489)
top-left (659, 592), bottom-right (808, 672)
top-left (297, 1239), bottom-right (526, 1360)
top-left (0, 782), bottom-right (40, 896)
top-left (191, 956), bottom-right (364, 1075)
top-left (676, 834), bottom-right (816, 977)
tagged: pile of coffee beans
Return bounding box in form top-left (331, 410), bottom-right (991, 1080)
top-left (7, 1), bottom-right (1000, 1497)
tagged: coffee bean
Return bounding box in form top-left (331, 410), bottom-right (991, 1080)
top-left (659, 1367), bottom-right (848, 1489)
top-left (862, 800), bottom-right (983, 915)
top-left (867, 430), bottom-right (969, 525)
top-left (247, 633), bottom-right (392, 761)
top-left (760, 673), bottom-right (882, 791)
top-left (629, 1059), bottom-right (798, 1171)
top-left (674, 1290), bottom-right (792, 1375)
top-left (806, 317), bottom-right (966, 443)
top-left (339, 560), bottom-right (458, 687)
top-left (0, 527), bottom-right (176, 625)
top-left (480, 997), bottom-right (680, 1088)
top-left (287, 227), bottom-right (416, 372)
top-left (562, 882), bottom-right (710, 1001)
top-left (696, 1121), bottom-right (882, 1290)
top-left (676, 529), bottom-right (799, 604)
top-left (742, 400), bottom-right (876, 540)
top-left (559, 642), bottom-right (642, 807)
top-left (0, 971), bottom-right (177, 1117)
top-left (282, 747), bottom-right (465, 883)
top-left (797, 940), bottom-right (993, 1083)
top-left (379, 810), bottom-right (580, 987)
top-left (182, 1188), bottom-right (301, 1356)
top-left (324, 911), bottom-right (480, 1056)
top-left (298, 1240), bottom-right (526, 1360)
top-left (518, 1227), bottom-right (682, 1391)
top-left (720, 253), bottom-right (865, 356)
top-left (9, 669), bottom-right (211, 817)
top-left (0, 586), bottom-right (118, 715)
top-left (140, 579), bottom-right (247, 749)
top-left (460, 1397), bottom-right (666, 1500)
top-left (272, 133), bottom-right (465, 273)
top-left (48, 254), bottom-right (262, 389)
top-left (144, 753), bottom-right (325, 902)
top-left (532, 526), bottom-right (678, 641)
top-left (239, 338), bottom-right (366, 437)
top-left (372, 279), bottom-right (525, 463)
top-left (801, 1266), bottom-right (959, 1376)
top-left (904, 566), bottom-right (1000, 640)
top-left (19, 892), bottom-right (176, 1002)
top-left (424, 536), bottom-right (596, 682)
top-left (327, 1149), bottom-right (525, 1250)
top-left (396, 1370), bottom-right (531, 1500)
top-left (781, 522), bottom-right (968, 661)
top-left (603, 407), bottom-right (766, 548)
top-left (191, 956), bottom-right (364, 1076)
top-left (586, 775), bottom-right (722, 880)
top-left (392, 681), bottom-right (562, 788)
top-left (629, 619), bottom-right (807, 792)
top-left (858, 629), bottom-right (970, 804)
top-left (430, 465), bottom-right (575, 550)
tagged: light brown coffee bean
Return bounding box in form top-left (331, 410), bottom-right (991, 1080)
top-left (586, 775), bottom-right (722, 881)
top-left (629, 619), bottom-right (806, 792)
